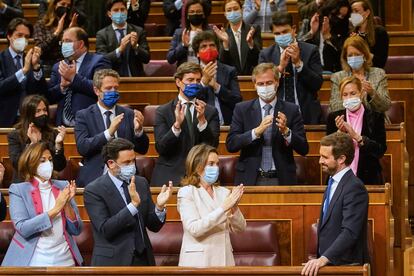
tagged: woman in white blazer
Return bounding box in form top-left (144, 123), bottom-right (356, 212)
top-left (177, 144), bottom-right (246, 267)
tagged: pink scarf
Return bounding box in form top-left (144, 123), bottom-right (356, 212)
top-left (346, 104), bottom-right (365, 175)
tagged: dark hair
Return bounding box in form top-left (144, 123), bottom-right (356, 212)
top-left (102, 138), bottom-right (135, 164)
top-left (191, 30), bottom-right (219, 53)
top-left (43, 0), bottom-right (73, 27)
top-left (271, 11), bottom-right (293, 29)
top-left (14, 95), bottom-right (54, 146)
top-left (350, 0), bottom-right (376, 46)
top-left (106, 0), bottom-right (126, 11)
top-left (184, 0), bottom-right (209, 30)
top-left (174, 62), bottom-right (202, 80)
top-left (18, 142), bottom-right (52, 181)
top-left (64, 27), bottom-right (89, 48)
top-left (7, 18), bottom-right (33, 39)
top-left (223, 0), bottom-right (242, 11)
top-left (320, 132), bottom-right (355, 166)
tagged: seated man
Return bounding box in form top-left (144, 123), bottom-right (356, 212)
top-left (226, 63), bottom-right (309, 185)
top-left (151, 62), bottom-right (220, 186)
top-left (192, 30), bottom-right (242, 125)
top-left (84, 138), bottom-right (173, 266)
top-left (259, 11), bottom-right (323, 124)
top-left (302, 132), bottom-right (369, 275)
top-left (48, 26), bottom-right (111, 127)
top-left (75, 69), bottom-right (149, 187)
top-left (0, 18), bottom-right (47, 127)
top-left (96, 0), bottom-right (150, 77)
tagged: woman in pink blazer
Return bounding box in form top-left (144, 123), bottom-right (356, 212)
top-left (177, 144), bottom-right (246, 267)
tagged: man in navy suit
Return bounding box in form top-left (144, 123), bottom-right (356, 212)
top-left (226, 63), bottom-right (308, 185)
top-left (192, 30), bottom-right (241, 125)
top-left (259, 11), bottom-right (323, 124)
top-left (0, 18), bottom-right (47, 127)
top-left (48, 27), bottom-right (111, 127)
top-left (74, 69), bottom-right (149, 187)
top-left (95, 0), bottom-right (150, 77)
top-left (302, 132), bottom-right (369, 275)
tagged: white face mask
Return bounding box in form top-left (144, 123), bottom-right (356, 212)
top-left (36, 161), bottom-right (53, 181)
top-left (13, 37), bottom-right (27, 53)
top-left (343, 97), bottom-right (362, 112)
top-left (257, 85), bottom-right (276, 101)
top-left (349, 12), bottom-right (364, 27)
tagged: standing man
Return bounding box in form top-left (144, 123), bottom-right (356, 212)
top-left (259, 11), bottom-right (323, 124)
top-left (151, 62), bottom-right (220, 186)
top-left (0, 18), bottom-right (47, 127)
top-left (75, 69), bottom-right (149, 187)
top-left (96, 0), bottom-right (150, 77)
top-left (191, 31), bottom-right (241, 126)
top-left (84, 138), bottom-right (173, 266)
top-left (48, 26), bottom-right (111, 127)
top-left (226, 63), bottom-right (308, 185)
top-left (302, 132), bottom-right (369, 275)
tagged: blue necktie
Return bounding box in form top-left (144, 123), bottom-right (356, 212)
top-left (261, 104), bottom-right (273, 172)
top-left (14, 55), bottom-right (22, 70)
top-left (322, 177), bottom-right (334, 222)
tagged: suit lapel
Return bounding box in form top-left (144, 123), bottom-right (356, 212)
top-left (251, 99), bottom-right (263, 131)
top-left (78, 53), bottom-right (91, 75)
top-left (108, 26), bottom-right (119, 49)
top-left (115, 105), bottom-right (126, 138)
top-left (272, 100), bottom-right (283, 140)
top-left (102, 174), bottom-right (128, 211)
top-left (226, 27), bottom-right (241, 70)
top-left (239, 23), bottom-right (249, 70)
top-left (91, 104), bottom-right (106, 133)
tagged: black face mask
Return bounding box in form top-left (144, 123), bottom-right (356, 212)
top-left (188, 14), bottom-right (204, 26)
top-left (55, 6), bottom-right (70, 18)
top-left (32, 115), bottom-right (49, 129)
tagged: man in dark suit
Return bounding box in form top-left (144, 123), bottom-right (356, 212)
top-left (259, 11), bottom-right (323, 124)
top-left (47, 27), bottom-right (111, 127)
top-left (0, 18), bottom-right (47, 127)
top-left (75, 69), bottom-right (149, 187)
top-left (151, 62), bottom-right (220, 186)
top-left (302, 132), bottom-right (369, 275)
top-left (0, 0), bottom-right (22, 37)
top-left (191, 31), bottom-right (241, 125)
top-left (226, 63), bottom-right (309, 185)
top-left (84, 138), bottom-right (173, 266)
top-left (96, 0), bottom-right (150, 77)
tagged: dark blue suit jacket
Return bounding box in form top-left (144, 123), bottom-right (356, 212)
top-left (317, 169), bottom-right (369, 265)
top-left (0, 48), bottom-right (48, 127)
top-left (226, 98), bottom-right (309, 185)
top-left (197, 61), bottom-right (241, 125)
top-left (74, 104), bottom-right (149, 187)
top-left (47, 52), bottom-right (111, 126)
top-left (258, 41), bottom-right (323, 124)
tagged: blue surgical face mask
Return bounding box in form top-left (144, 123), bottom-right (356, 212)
top-left (116, 163), bottom-right (136, 182)
top-left (112, 12), bottom-right (127, 25)
top-left (225, 10), bottom-right (242, 24)
top-left (183, 83), bottom-right (202, 100)
top-left (275, 32), bottom-right (293, 48)
top-left (61, 42), bottom-right (74, 58)
top-left (347, 55), bottom-right (365, 70)
top-left (101, 90), bottom-right (120, 108)
top-left (203, 165), bottom-right (219, 185)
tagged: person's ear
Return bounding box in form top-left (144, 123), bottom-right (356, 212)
top-left (107, 10), bottom-right (112, 18)
top-left (93, 86), bottom-right (100, 97)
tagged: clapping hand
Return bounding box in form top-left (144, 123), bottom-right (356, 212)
top-left (156, 181), bottom-right (173, 210)
top-left (27, 123), bottom-right (42, 144)
top-left (128, 176), bottom-right (141, 207)
top-left (134, 110), bottom-right (144, 132)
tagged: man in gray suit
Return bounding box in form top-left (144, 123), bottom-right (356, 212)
top-left (84, 138), bottom-right (173, 266)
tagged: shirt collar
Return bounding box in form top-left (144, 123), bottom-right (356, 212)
top-left (230, 24), bottom-right (242, 36)
top-left (332, 166), bottom-right (351, 184)
top-left (112, 23), bottom-right (127, 32)
top-left (97, 102), bottom-right (116, 117)
top-left (258, 96), bottom-right (277, 110)
top-left (8, 46), bottom-right (20, 59)
top-left (108, 170), bottom-right (124, 190)
top-left (34, 176), bottom-right (51, 189)
top-left (178, 93), bottom-right (196, 105)
top-left (76, 51), bottom-right (87, 65)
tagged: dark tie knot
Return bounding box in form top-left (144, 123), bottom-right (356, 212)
top-left (104, 110), bottom-right (112, 117)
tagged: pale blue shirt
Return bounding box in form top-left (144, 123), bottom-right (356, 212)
top-left (9, 47), bottom-right (43, 83)
top-left (107, 171), bottom-right (166, 222)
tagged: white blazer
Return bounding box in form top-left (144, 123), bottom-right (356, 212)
top-left (177, 185), bottom-right (246, 267)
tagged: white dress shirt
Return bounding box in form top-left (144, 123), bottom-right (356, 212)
top-left (171, 94), bottom-right (208, 136)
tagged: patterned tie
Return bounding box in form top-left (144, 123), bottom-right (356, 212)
top-left (122, 181), bottom-right (146, 253)
top-left (283, 61), bottom-right (295, 103)
top-left (14, 55), bottom-right (22, 70)
top-left (234, 31), bottom-right (242, 66)
top-left (63, 89), bottom-right (74, 125)
top-left (322, 177), bottom-right (335, 223)
top-left (104, 110), bottom-right (112, 129)
top-left (185, 102), bottom-right (195, 145)
top-left (261, 104), bottom-right (273, 172)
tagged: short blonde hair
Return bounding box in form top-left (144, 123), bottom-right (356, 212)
top-left (341, 36), bottom-right (372, 72)
top-left (339, 76), bottom-right (362, 96)
top-left (93, 69), bottom-right (120, 90)
top-left (252, 63), bottom-right (280, 83)
top-left (181, 144), bottom-right (219, 187)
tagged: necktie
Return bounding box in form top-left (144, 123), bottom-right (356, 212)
top-left (104, 110), bottom-right (112, 129)
top-left (185, 102), bottom-right (195, 145)
top-left (234, 31), bottom-right (242, 66)
top-left (63, 89), bottom-right (74, 126)
top-left (261, 104), bottom-right (273, 172)
top-left (15, 55), bottom-right (22, 70)
top-left (116, 29), bottom-right (131, 77)
top-left (122, 181), bottom-right (146, 253)
top-left (322, 177), bottom-right (335, 223)
top-left (283, 61), bottom-right (295, 103)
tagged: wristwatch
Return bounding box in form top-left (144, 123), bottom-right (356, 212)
top-left (282, 128), bottom-right (291, 138)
